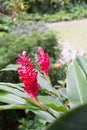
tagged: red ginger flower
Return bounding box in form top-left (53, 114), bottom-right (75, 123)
top-left (38, 47), bottom-right (50, 75)
top-left (17, 51), bottom-right (40, 98)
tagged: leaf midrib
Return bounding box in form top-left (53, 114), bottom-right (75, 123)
top-left (73, 62), bottom-right (83, 105)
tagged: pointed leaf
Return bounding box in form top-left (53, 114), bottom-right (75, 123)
top-left (66, 60), bottom-right (87, 108)
top-left (0, 84), bottom-right (28, 97)
top-left (0, 82), bottom-right (24, 91)
top-left (33, 110), bottom-right (55, 123)
top-left (0, 104), bottom-right (43, 110)
top-left (38, 74), bottom-right (53, 92)
top-left (0, 92), bottom-right (25, 104)
top-left (0, 104), bottom-right (31, 110)
top-left (76, 56), bottom-right (87, 77)
top-left (38, 96), bottom-right (61, 106)
top-left (38, 96), bottom-right (67, 113)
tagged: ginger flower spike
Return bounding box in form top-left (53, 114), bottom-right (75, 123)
top-left (17, 51), bottom-right (40, 98)
top-left (38, 47), bottom-right (50, 76)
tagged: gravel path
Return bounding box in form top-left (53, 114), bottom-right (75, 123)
top-left (46, 19), bottom-right (87, 62)
top-left (46, 18), bottom-right (87, 29)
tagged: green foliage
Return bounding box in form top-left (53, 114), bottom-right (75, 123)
top-left (46, 104), bottom-right (87, 130)
top-left (1, 55), bottom-right (87, 129)
top-left (0, 63), bottom-right (67, 123)
top-left (0, 71), bottom-right (67, 121)
top-left (0, 82), bottom-right (44, 110)
top-left (19, 116), bottom-right (46, 130)
top-left (0, 14), bottom-right (13, 32)
top-left (1, 54), bottom-right (87, 129)
top-left (1, 0), bottom-right (87, 22)
top-left (66, 58), bottom-right (87, 108)
top-left (27, 4), bottom-right (87, 22)
top-left (1, 0), bottom-right (87, 15)
top-left (1, 0), bottom-right (29, 15)
top-left (27, 0), bottom-right (87, 13)
top-left (46, 56), bottom-right (87, 129)
top-left (0, 22), bottom-right (60, 69)
top-left (49, 64), bottom-right (67, 85)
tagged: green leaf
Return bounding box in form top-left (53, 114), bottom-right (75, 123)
top-left (33, 110), bottom-right (55, 123)
top-left (38, 96), bottom-right (61, 106)
top-left (0, 104), bottom-right (26, 110)
top-left (0, 84), bottom-right (28, 98)
top-left (47, 103), bottom-right (68, 112)
top-left (38, 96), bottom-right (67, 113)
top-left (66, 60), bottom-right (87, 108)
top-left (0, 82), bottom-right (24, 91)
top-left (46, 104), bottom-right (87, 130)
top-left (0, 104), bottom-right (39, 110)
top-left (58, 88), bottom-right (68, 99)
top-left (76, 56), bottom-right (87, 77)
top-left (1, 64), bottom-right (19, 71)
top-left (0, 92), bottom-right (25, 104)
top-left (38, 74), bottom-right (53, 92)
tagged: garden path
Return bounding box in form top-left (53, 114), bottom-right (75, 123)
top-left (46, 19), bottom-right (87, 62)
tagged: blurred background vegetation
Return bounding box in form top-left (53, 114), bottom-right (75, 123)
top-left (0, 0), bottom-right (87, 129)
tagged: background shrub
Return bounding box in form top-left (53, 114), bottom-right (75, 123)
top-left (0, 21), bottom-right (62, 83)
top-left (19, 115), bottom-right (46, 130)
top-left (0, 30), bottom-right (60, 68)
top-left (1, 0), bottom-right (87, 15)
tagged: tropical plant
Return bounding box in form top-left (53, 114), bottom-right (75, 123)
top-left (0, 49), bottom-right (87, 129)
top-left (66, 55), bottom-right (87, 108)
top-left (0, 48), bottom-right (68, 123)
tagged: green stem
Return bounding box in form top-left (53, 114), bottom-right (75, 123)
top-left (45, 107), bottom-right (57, 119)
top-left (37, 99), bottom-right (57, 119)
top-left (45, 74), bottom-right (68, 110)
top-left (41, 104), bottom-right (57, 119)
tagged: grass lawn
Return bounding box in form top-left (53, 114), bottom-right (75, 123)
top-left (48, 20), bottom-right (87, 50)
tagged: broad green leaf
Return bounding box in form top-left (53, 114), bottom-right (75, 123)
top-left (38, 96), bottom-right (61, 106)
top-left (38, 96), bottom-right (67, 113)
top-left (0, 104), bottom-right (40, 110)
top-left (58, 88), bottom-right (68, 99)
top-left (76, 56), bottom-right (87, 77)
top-left (46, 104), bottom-right (87, 130)
top-left (0, 92), bottom-right (25, 104)
top-left (38, 74), bottom-right (53, 93)
top-left (0, 82), bottom-right (24, 91)
top-left (0, 101), bottom-right (44, 110)
top-left (33, 110), bottom-right (55, 123)
top-left (66, 60), bottom-right (87, 108)
top-left (0, 84), bottom-right (28, 98)
top-left (0, 93), bottom-right (44, 110)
